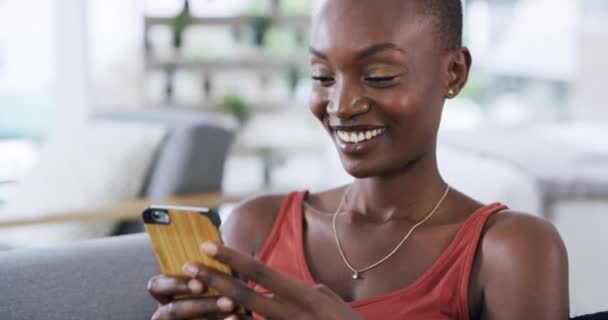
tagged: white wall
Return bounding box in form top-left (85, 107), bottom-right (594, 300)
top-left (569, 18), bottom-right (608, 120)
top-left (53, 0), bottom-right (90, 128)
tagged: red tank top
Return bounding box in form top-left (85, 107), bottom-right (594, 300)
top-left (251, 191), bottom-right (507, 319)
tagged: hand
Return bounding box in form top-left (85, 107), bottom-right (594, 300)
top-left (146, 273), bottom-right (237, 319)
top-left (182, 242), bottom-right (363, 320)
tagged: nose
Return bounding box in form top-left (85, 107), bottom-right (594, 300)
top-left (326, 80), bottom-right (370, 119)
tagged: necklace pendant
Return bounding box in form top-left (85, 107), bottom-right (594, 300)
top-left (352, 272), bottom-right (360, 280)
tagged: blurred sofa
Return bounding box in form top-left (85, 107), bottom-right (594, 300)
top-left (0, 234), bottom-right (158, 320)
top-left (0, 108), bottom-right (239, 318)
top-left (94, 108), bottom-right (236, 234)
top-left (94, 107), bottom-right (235, 204)
top-left (0, 107), bottom-right (235, 248)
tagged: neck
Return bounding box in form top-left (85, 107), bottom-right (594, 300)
top-left (346, 151), bottom-right (448, 223)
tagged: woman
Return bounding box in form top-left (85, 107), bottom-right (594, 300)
top-left (148, 0), bottom-right (569, 319)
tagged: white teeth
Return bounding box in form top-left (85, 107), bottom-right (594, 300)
top-left (336, 128), bottom-right (385, 143)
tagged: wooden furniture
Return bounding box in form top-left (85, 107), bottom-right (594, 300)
top-left (0, 191), bottom-right (246, 229)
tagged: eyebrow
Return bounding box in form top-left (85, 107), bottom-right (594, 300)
top-left (309, 47), bottom-right (328, 60)
top-left (356, 43), bottom-right (408, 59)
top-left (309, 42), bottom-right (408, 61)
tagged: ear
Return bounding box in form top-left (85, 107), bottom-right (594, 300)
top-left (444, 47), bottom-right (472, 99)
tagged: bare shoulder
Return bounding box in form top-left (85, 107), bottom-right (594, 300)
top-left (481, 210), bottom-right (567, 262)
top-left (221, 193), bottom-right (289, 257)
top-left (474, 210), bottom-right (569, 319)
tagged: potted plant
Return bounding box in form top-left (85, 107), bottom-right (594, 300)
top-left (171, 0), bottom-right (193, 50)
top-left (219, 93), bottom-right (251, 125)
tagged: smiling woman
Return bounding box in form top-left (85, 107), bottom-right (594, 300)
top-left (146, 1), bottom-right (570, 319)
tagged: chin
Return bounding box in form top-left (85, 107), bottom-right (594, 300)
top-left (339, 157), bottom-right (389, 179)
top-left (339, 152), bottom-right (424, 179)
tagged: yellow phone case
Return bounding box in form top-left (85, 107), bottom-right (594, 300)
top-left (143, 205), bottom-right (231, 297)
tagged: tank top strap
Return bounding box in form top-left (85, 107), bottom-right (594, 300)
top-left (257, 190), bottom-right (308, 262)
top-left (457, 203), bottom-right (508, 318)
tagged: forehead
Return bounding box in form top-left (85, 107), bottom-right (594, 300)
top-left (311, 0), bottom-right (433, 53)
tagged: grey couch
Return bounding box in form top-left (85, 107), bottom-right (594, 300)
top-left (94, 108), bottom-right (235, 199)
top-left (95, 108), bottom-right (235, 234)
top-left (0, 234), bottom-right (159, 319)
top-left (0, 108), bottom-right (237, 318)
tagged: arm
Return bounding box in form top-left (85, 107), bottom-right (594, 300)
top-left (476, 211), bottom-right (569, 320)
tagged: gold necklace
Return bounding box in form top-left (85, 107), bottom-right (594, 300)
top-left (332, 184), bottom-right (451, 280)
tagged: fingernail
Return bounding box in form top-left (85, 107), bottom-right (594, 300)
top-left (217, 296), bottom-right (234, 311)
top-left (201, 241), bottom-right (218, 256)
top-left (223, 315), bottom-right (238, 320)
top-left (187, 279), bottom-right (203, 294)
top-left (182, 263), bottom-right (199, 276)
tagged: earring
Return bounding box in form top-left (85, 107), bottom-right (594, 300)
top-left (448, 89), bottom-right (455, 97)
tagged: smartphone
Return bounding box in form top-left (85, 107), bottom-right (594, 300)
top-left (143, 205), bottom-right (231, 297)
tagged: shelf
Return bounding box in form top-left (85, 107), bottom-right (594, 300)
top-left (142, 2), bottom-right (312, 114)
top-left (144, 15), bottom-right (310, 29)
top-left (148, 101), bottom-right (294, 113)
top-left (145, 56), bottom-right (308, 71)
top-left (0, 192), bottom-right (225, 228)
top-left (145, 15), bottom-right (310, 29)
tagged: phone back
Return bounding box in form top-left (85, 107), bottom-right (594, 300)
top-left (143, 206), bottom-right (231, 295)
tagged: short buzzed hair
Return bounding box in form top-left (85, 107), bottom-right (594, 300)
top-left (416, 0), bottom-right (464, 51)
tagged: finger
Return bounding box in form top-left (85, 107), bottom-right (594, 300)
top-left (314, 283), bottom-right (342, 301)
top-left (148, 275), bottom-right (203, 305)
top-left (186, 264), bottom-right (287, 320)
top-left (152, 297), bottom-right (233, 320)
top-left (199, 242), bottom-right (308, 302)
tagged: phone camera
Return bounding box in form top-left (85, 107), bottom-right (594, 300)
top-left (151, 210), bottom-right (170, 224)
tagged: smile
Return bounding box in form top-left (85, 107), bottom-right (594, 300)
top-left (336, 128), bottom-right (386, 144)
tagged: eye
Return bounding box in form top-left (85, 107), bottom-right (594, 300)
top-left (364, 75), bottom-right (401, 87)
top-left (312, 75), bottom-right (335, 87)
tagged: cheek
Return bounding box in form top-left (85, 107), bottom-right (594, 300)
top-left (368, 87), bottom-right (417, 121)
top-left (309, 89), bottom-right (328, 121)
top-left (372, 80), bottom-right (441, 124)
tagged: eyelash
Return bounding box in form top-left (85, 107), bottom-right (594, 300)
top-left (312, 76), bottom-right (334, 86)
top-left (365, 75), bottom-right (400, 83)
top-left (312, 76), bottom-right (333, 82)
top-left (312, 75), bottom-right (401, 87)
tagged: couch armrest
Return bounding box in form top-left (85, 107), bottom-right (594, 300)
top-left (0, 191), bottom-right (228, 228)
top-left (0, 233), bottom-right (159, 320)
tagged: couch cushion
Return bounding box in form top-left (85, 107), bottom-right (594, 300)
top-left (94, 108), bottom-right (236, 198)
top-left (0, 234), bottom-right (159, 320)
top-left (0, 122), bottom-right (167, 248)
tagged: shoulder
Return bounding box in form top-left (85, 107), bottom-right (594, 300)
top-left (473, 210), bottom-right (569, 318)
top-left (220, 192), bottom-right (293, 257)
top-left (481, 210), bottom-right (567, 267)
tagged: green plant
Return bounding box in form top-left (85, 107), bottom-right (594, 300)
top-left (171, 0), bottom-right (193, 49)
top-left (219, 94), bottom-right (251, 125)
top-left (250, 15), bottom-right (272, 47)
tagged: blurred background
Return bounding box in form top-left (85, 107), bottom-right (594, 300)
top-left (0, 0), bottom-right (606, 315)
